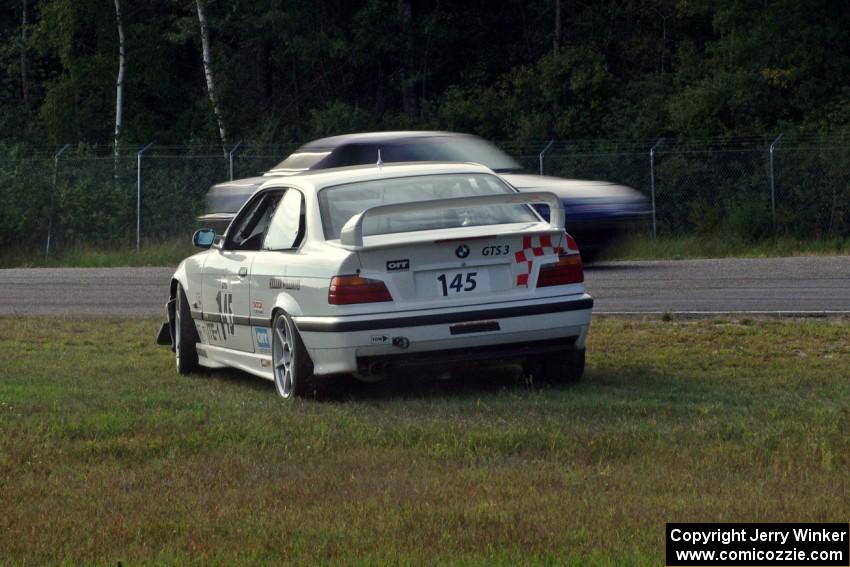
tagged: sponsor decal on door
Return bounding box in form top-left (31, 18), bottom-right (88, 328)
top-left (252, 299), bottom-right (264, 315)
top-left (255, 327), bottom-right (271, 353)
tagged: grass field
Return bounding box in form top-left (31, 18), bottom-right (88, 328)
top-left (0, 240), bottom-right (194, 269)
top-left (1, 316), bottom-right (848, 565)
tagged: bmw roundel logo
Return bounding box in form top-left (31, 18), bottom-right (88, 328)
top-left (455, 244), bottom-right (470, 259)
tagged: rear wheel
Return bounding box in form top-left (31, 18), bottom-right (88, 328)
top-left (175, 284), bottom-right (199, 374)
top-left (272, 311), bottom-right (314, 400)
top-left (529, 348), bottom-right (585, 384)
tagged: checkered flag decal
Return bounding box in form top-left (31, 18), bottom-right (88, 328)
top-left (514, 235), bottom-right (564, 287)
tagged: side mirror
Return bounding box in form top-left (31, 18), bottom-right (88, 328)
top-left (192, 228), bottom-right (216, 249)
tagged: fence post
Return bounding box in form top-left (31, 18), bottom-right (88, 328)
top-left (228, 141), bottom-right (242, 180)
top-left (45, 144), bottom-right (71, 258)
top-left (136, 142), bottom-right (154, 252)
top-left (649, 138), bottom-right (665, 239)
top-left (538, 140), bottom-right (554, 175)
top-left (768, 133), bottom-right (783, 232)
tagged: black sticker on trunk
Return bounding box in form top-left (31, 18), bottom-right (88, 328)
top-left (386, 259), bottom-right (410, 272)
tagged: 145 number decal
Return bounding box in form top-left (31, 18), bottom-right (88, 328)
top-left (215, 290), bottom-right (235, 338)
top-left (437, 271), bottom-right (478, 296)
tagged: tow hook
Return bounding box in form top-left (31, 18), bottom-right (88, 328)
top-left (392, 336), bottom-right (410, 349)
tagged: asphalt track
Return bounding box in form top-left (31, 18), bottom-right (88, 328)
top-left (0, 256), bottom-right (848, 317)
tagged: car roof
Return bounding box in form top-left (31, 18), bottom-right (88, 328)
top-left (257, 161), bottom-right (496, 193)
top-left (296, 131), bottom-right (465, 151)
top-left (266, 131), bottom-right (519, 176)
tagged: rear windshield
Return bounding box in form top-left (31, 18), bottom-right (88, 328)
top-left (270, 151), bottom-right (331, 172)
top-left (379, 138), bottom-right (521, 172)
top-left (318, 173), bottom-right (538, 240)
top-left (271, 136), bottom-right (522, 172)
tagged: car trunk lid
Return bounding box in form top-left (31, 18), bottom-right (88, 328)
top-left (348, 223), bottom-right (566, 305)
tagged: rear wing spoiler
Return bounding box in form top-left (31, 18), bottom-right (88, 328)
top-left (339, 191), bottom-right (564, 249)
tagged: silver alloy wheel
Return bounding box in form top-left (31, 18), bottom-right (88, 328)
top-left (273, 315), bottom-right (295, 398)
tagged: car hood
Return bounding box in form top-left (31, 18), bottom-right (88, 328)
top-left (501, 173), bottom-right (645, 203)
top-left (205, 176), bottom-right (267, 213)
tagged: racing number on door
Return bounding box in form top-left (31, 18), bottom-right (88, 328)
top-left (437, 272), bottom-right (477, 296)
top-left (215, 290), bottom-right (235, 338)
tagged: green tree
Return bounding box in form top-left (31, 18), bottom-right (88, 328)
top-left (669, 0), bottom-right (850, 135)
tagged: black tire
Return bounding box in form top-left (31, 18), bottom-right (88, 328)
top-left (530, 348), bottom-right (585, 384)
top-left (579, 249), bottom-right (600, 264)
top-left (175, 284), bottom-right (199, 374)
top-left (271, 311), bottom-right (314, 400)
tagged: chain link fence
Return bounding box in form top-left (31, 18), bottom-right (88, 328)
top-left (1, 137), bottom-right (848, 257)
top-left (773, 144), bottom-right (850, 238)
top-left (513, 136), bottom-right (850, 240)
top-left (0, 144), bottom-right (295, 258)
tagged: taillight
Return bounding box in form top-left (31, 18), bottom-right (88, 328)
top-left (328, 275), bottom-right (393, 305)
top-left (537, 233), bottom-right (583, 287)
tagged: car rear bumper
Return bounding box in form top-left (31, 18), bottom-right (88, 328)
top-left (294, 293), bottom-right (593, 376)
top-left (566, 216), bottom-right (647, 254)
top-left (356, 336), bottom-right (580, 377)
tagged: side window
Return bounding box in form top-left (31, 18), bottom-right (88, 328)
top-left (263, 189), bottom-right (305, 250)
top-left (226, 192), bottom-right (282, 251)
top-left (331, 144), bottom-right (379, 167)
top-left (381, 143), bottom-right (422, 162)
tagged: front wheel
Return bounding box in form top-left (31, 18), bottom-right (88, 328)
top-left (175, 284), bottom-right (199, 374)
top-left (271, 312), bottom-right (314, 399)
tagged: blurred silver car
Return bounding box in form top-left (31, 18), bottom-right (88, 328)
top-left (201, 132), bottom-right (649, 259)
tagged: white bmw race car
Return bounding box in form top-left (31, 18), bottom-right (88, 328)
top-left (157, 162), bottom-right (593, 399)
